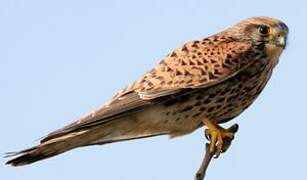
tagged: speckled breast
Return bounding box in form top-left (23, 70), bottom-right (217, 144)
top-left (161, 59), bottom-right (274, 133)
top-left (199, 59), bottom-right (274, 124)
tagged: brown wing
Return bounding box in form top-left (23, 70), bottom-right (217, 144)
top-left (41, 91), bottom-right (155, 142)
top-left (42, 35), bottom-right (259, 142)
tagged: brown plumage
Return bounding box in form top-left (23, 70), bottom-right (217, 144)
top-left (6, 16), bottom-right (288, 167)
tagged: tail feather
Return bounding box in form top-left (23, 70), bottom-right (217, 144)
top-left (5, 146), bottom-right (56, 166)
top-left (5, 117), bottom-right (169, 166)
top-left (5, 130), bottom-right (89, 166)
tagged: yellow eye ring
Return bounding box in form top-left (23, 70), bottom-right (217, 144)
top-left (258, 25), bottom-right (270, 35)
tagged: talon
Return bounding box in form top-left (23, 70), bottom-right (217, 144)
top-left (214, 144), bottom-right (222, 159)
top-left (214, 152), bottom-right (220, 159)
top-left (204, 129), bottom-right (210, 140)
top-left (202, 119), bottom-right (238, 158)
top-left (229, 123), bottom-right (239, 133)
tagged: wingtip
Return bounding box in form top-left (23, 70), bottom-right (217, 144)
top-left (5, 160), bottom-right (22, 167)
top-left (5, 152), bottom-right (42, 167)
top-left (4, 146), bottom-right (39, 167)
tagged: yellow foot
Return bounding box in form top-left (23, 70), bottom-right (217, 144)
top-left (202, 118), bottom-right (239, 158)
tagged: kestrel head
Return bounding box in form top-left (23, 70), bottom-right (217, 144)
top-left (229, 16), bottom-right (289, 50)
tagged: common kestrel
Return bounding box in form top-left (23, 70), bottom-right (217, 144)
top-left (6, 16), bottom-right (288, 176)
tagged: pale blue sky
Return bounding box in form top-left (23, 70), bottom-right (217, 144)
top-left (1, 0), bottom-right (306, 179)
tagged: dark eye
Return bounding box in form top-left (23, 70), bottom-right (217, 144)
top-left (258, 25), bottom-right (270, 35)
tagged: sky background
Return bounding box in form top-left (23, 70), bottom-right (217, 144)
top-left (1, 0), bottom-right (307, 179)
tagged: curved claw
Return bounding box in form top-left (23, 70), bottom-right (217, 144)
top-left (205, 129), bottom-right (210, 140)
top-left (229, 123), bottom-right (239, 133)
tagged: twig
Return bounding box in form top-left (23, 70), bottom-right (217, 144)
top-left (194, 143), bottom-right (213, 180)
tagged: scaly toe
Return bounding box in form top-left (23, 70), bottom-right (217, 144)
top-left (204, 125), bottom-right (238, 158)
top-left (204, 129), bottom-right (224, 157)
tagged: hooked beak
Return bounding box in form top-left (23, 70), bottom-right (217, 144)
top-left (275, 22), bottom-right (288, 49)
top-left (276, 34), bottom-right (287, 49)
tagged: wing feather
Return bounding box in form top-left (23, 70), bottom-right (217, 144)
top-left (42, 38), bottom-right (258, 142)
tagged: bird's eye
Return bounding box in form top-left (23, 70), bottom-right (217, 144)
top-left (258, 25), bottom-right (270, 35)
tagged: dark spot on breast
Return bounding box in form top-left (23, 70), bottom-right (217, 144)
top-left (227, 95), bottom-right (237, 102)
top-left (208, 93), bottom-right (216, 98)
top-left (230, 88), bottom-right (237, 94)
top-left (215, 105), bottom-right (222, 109)
top-left (215, 89), bottom-right (222, 94)
top-left (239, 92), bottom-right (246, 96)
top-left (192, 112), bottom-right (202, 118)
top-left (194, 101), bottom-right (202, 106)
top-left (199, 107), bottom-right (206, 111)
top-left (203, 99), bottom-right (211, 104)
top-left (216, 97), bottom-right (226, 103)
top-left (207, 107), bottom-right (215, 112)
top-left (180, 105), bottom-right (193, 113)
top-left (195, 95), bottom-right (203, 100)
